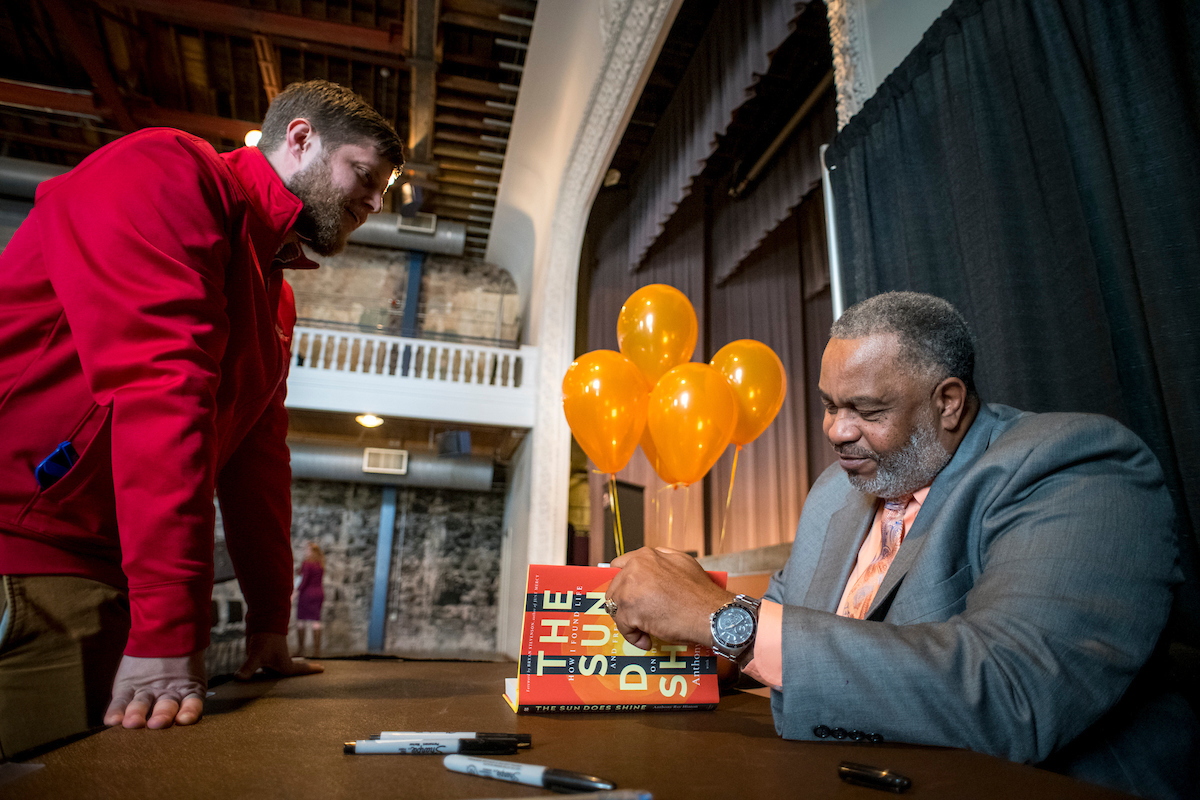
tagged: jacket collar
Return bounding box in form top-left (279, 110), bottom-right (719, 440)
top-left (220, 146), bottom-right (318, 272)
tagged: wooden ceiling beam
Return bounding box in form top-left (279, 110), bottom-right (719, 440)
top-left (39, 0), bottom-right (137, 132)
top-left (442, 0), bottom-right (537, 16)
top-left (0, 80), bottom-right (258, 143)
top-left (0, 79), bottom-right (103, 119)
top-left (127, 103), bottom-right (258, 141)
top-left (437, 74), bottom-right (517, 98)
top-left (434, 112), bottom-right (511, 132)
top-left (436, 94), bottom-right (514, 116)
top-left (435, 129), bottom-right (505, 148)
top-left (114, 0), bottom-right (406, 55)
top-left (442, 11), bottom-right (530, 38)
top-left (406, 0), bottom-right (438, 170)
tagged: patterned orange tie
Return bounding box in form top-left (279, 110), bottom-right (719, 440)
top-left (839, 494), bottom-right (914, 619)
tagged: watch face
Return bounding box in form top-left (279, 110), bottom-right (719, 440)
top-left (715, 606), bottom-right (754, 648)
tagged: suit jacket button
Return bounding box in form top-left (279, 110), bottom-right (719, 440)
top-left (869, 733), bottom-right (884, 743)
top-left (831, 727), bottom-right (848, 740)
top-left (813, 725), bottom-right (831, 738)
top-left (849, 730), bottom-right (865, 741)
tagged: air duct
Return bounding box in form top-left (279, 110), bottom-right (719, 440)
top-left (0, 156), bottom-right (68, 200)
top-left (347, 212), bottom-right (466, 255)
top-left (289, 442), bottom-right (494, 491)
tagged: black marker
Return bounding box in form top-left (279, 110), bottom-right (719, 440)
top-left (346, 737), bottom-right (517, 755)
top-left (444, 754), bottom-right (616, 792)
top-left (838, 762), bottom-right (911, 793)
top-left (370, 731), bottom-right (531, 748)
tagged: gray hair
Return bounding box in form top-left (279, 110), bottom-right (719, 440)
top-left (831, 292), bottom-right (977, 396)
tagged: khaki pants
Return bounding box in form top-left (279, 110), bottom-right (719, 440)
top-left (0, 575), bottom-right (129, 759)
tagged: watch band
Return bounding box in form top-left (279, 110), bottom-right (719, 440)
top-left (709, 594), bottom-right (761, 662)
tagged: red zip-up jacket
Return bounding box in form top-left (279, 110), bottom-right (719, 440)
top-left (0, 128), bottom-right (315, 657)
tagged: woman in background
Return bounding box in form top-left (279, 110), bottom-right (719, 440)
top-left (294, 542), bottom-right (326, 658)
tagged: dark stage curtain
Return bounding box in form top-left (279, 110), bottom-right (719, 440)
top-left (825, 0), bottom-right (1200, 641)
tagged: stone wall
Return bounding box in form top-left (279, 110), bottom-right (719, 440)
top-left (210, 478), bottom-right (506, 675)
top-left (286, 243), bottom-right (521, 343)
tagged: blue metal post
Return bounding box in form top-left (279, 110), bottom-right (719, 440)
top-left (367, 486), bottom-right (397, 653)
top-left (402, 251), bottom-right (424, 338)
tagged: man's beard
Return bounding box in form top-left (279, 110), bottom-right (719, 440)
top-left (286, 154), bottom-right (351, 256)
top-left (839, 414), bottom-right (952, 499)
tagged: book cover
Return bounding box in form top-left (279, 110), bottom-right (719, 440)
top-left (505, 564), bottom-right (726, 713)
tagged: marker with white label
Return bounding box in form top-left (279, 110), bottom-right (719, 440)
top-left (344, 738), bottom-right (517, 755)
top-left (444, 754), bottom-right (616, 792)
top-left (371, 731), bottom-right (531, 748)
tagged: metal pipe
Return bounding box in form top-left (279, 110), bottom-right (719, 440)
top-left (289, 442), bottom-right (494, 491)
top-left (820, 143), bottom-right (845, 321)
top-left (367, 486), bottom-right (397, 653)
top-left (729, 71), bottom-right (835, 199)
top-left (347, 212), bottom-right (466, 255)
top-left (0, 156), bottom-right (68, 199)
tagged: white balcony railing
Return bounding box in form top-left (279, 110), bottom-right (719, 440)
top-left (285, 325), bottom-right (538, 429)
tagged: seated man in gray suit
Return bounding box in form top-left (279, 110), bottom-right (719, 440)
top-left (606, 292), bottom-right (1196, 799)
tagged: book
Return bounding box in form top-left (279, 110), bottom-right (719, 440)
top-left (504, 564), bottom-right (725, 713)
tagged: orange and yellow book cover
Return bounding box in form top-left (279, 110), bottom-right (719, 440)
top-left (504, 564), bottom-right (726, 713)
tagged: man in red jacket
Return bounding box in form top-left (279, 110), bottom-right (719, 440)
top-left (0, 80), bottom-right (403, 756)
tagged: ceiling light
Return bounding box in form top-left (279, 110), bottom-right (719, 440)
top-left (244, 129), bottom-right (262, 147)
top-left (355, 414), bottom-right (384, 428)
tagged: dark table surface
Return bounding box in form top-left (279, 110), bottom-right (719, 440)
top-left (5, 659), bottom-right (1126, 799)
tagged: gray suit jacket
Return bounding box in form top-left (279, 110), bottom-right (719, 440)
top-left (764, 404), bottom-right (1196, 797)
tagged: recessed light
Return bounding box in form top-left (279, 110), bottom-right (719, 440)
top-left (355, 414), bottom-right (384, 428)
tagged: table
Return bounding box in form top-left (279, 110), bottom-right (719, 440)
top-left (7, 659), bottom-right (1127, 799)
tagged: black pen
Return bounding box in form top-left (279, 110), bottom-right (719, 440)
top-left (346, 737), bottom-right (518, 755)
top-left (444, 754), bottom-right (616, 792)
top-left (370, 730), bottom-right (531, 748)
top-left (838, 762), bottom-right (911, 793)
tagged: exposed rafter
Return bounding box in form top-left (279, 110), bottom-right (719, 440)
top-left (406, 0), bottom-right (438, 171)
top-left (112, 0), bottom-right (406, 55)
top-left (0, 79), bottom-right (256, 143)
top-left (38, 0), bottom-right (136, 132)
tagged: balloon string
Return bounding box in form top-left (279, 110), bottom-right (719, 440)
top-left (667, 488), bottom-right (674, 549)
top-left (718, 446), bottom-right (741, 553)
top-left (608, 474), bottom-right (625, 557)
top-left (681, 483), bottom-right (690, 552)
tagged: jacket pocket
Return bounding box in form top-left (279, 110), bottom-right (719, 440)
top-left (893, 563), bottom-right (975, 624)
top-left (18, 404), bottom-right (118, 549)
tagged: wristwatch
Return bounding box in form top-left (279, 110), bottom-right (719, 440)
top-left (709, 594), bottom-right (761, 662)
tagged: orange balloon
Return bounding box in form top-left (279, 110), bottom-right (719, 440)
top-left (710, 340), bottom-right (788, 446)
top-left (646, 363), bottom-right (738, 487)
top-left (562, 350), bottom-right (649, 474)
top-left (616, 284), bottom-right (698, 386)
top-left (639, 422), bottom-right (681, 485)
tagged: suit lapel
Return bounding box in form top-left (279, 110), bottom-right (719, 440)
top-left (867, 405), bottom-right (1003, 620)
top-left (805, 491), bottom-right (876, 613)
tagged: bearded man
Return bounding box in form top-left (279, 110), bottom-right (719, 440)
top-left (605, 292), bottom-right (1196, 798)
top-left (0, 80), bottom-right (402, 756)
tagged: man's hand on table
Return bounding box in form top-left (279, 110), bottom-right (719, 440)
top-left (104, 651), bottom-right (207, 729)
top-left (234, 632), bottom-right (324, 681)
top-left (607, 546), bottom-right (734, 651)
